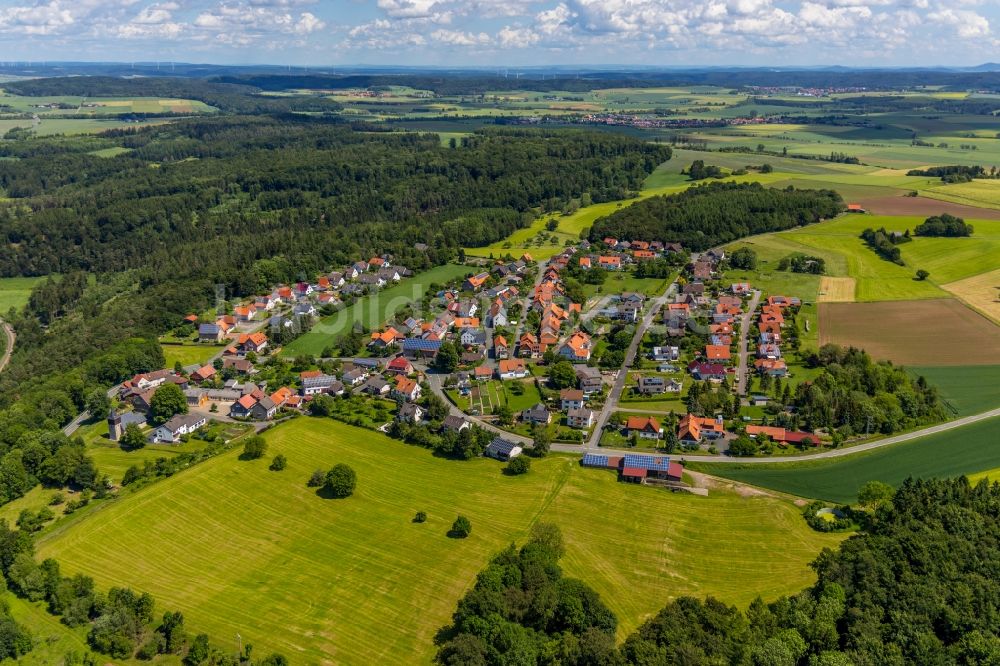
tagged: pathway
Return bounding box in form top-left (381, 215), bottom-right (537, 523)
top-left (0, 320), bottom-right (14, 374)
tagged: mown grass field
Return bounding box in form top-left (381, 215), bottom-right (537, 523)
top-left (283, 264), bottom-right (470, 357)
top-left (37, 417), bottom-right (839, 663)
top-left (0, 276), bottom-right (44, 313)
top-left (944, 266), bottom-right (1000, 324)
top-left (694, 416), bottom-right (1000, 504)
top-left (160, 343), bottom-right (225, 369)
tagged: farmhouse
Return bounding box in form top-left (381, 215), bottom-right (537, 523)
top-left (402, 338), bottom-right (442, 359)
top-left (618, 454), bottom-right (683, 484)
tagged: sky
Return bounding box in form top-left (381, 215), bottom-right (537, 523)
top-left (0, 0), bottom-right (998, 68)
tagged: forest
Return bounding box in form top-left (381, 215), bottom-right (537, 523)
top-left (438, 477), bottom-right (1000, 665)
top-left (589, 182), bottom-right (844, 250)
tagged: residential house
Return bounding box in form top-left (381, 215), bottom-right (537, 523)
top-left (494, 335), bottom-right (509, 360)
top-left (229, 394), bottom-right (258, 419)
top-left (190, 365), bottom-right (216, 383)
top-left (464, 273), bottom-right (489, 292)
top-left (238, 332), bottom-right (268, 355)
top-left (731, 282), bottom-right (752, 296)
top-left (184, 389), bottom-right (208, 407)
top-left (636, 376), bottom-right (667, 395)
top-left (746, 425), bottom-right (817, 446)
top-left (386, 356), bottom-right (414, 376)
top-left (397, 403), bottom-right (424, 424)
top-left (341, 368), bottom-right (367, 386)
top-left (677, 414), bottom-right (726, 443)
top-left (521, 403), bottom-right (551, 426)
top-left (705, 345), bottom-right (732, 363)
top-left (301, 370), bottom-right (340, 395)
top-left (473, 365), bottom-right (493, 382)
top-left (757, 343), bottom-right (782, 359)
top-left (360, 376), bottom-right (391, 397)
top-left (626, 416), bottom-right (662, 440)
top-left (369, 328), bottom-right (403, 349)
top-left (498, 359), bottom-right (530, 380)
top-left (754, 359), bottom-right (788, 377)
top-left (459, 328), bottom-right (487, 348)
top-left (234, 304), bottom-right (257, 322)
top-left (650, 346), bottom-right (679, 362)
top-left (566, 407), bottom-right (594, 429)
top-left (560, 389), bottom-right (585, 411)
top-left (250, 397), bottom-right (278, 421)
top-left (293, 303), bottom-right (317, 318)
top-left (485, 437), bottom-right (522, 461)
top-left (598, 256), bottom-right (622, 270)
top-left (393, 376), bottom-right (422, 402)
top-left (559, 332), bottom-right (592, 363)
top-left (150, 413), bottom-right (207, 444)
top-left (199, 323), bottom-right (224, 342)
top-left (442, 415), bottom-right (470, 433)
top-left (688, 361), bottom-right (727, 381)
top-left (576, 366), bottom-right (603, 394)
top-left (222, 357), bottom-right (255, 375)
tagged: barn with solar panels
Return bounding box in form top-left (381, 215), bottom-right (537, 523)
top-left (581, 452), bottom-right (683, 484)
top-left (402, 338), bottom-right (442, 359)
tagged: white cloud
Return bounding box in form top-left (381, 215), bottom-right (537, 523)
top-left (928, 7), bottom-right (990, 38)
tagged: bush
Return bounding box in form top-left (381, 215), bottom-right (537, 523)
top-left (323, 464), bottom-right (356, 499)
top-left (269, 454), bottom-right (287, 471)
top-left (505, 456), bottom-right (531, 475)
top-left (413, 511), bottom-right (427, 523)
top-left (307, 469), bottom-right (326, 487)
top-left (240, 436), bottom-right (268, 460)
top-left (450, 515), bottom-right (472, 538)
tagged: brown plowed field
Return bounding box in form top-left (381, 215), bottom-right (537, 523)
top-left (819, 298), bottom-right (1000, 366)
top-left (856, 195), bottom-right (1000, 219)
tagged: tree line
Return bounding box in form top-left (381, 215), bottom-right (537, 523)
top-left (589, 182), bottom-right (844, 251)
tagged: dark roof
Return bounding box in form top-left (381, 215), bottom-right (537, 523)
top-left (442, 415), bottom-right (468, 430)
top-left (486, 437), bottom-right (519, 457)
top-left (403, 338), bottom-right (442, 351)
top-left (622, 454), bottom-right (671, 472)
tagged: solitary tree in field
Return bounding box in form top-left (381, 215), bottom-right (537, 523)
top-left (324, 463), bottom-right (356, 498)
top-left (915, 269), bottom-right (930, 281)
top-left (505, 456), bottom-right (531, 475)
top-left (241, 436), bottom-right (268, 460)
top-left (269, 454), bottom-right (287, 471)
top-left (149, 383), bottom-right (187, 425)
top-left (450, 515), bottom-right (472, 538)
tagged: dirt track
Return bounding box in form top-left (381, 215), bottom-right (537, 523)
top-left (856, 195), bottom-right (1000, 219)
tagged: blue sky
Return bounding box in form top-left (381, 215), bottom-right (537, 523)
top-left (1, 0), bottom-right (998, 67)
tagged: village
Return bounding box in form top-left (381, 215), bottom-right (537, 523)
top-left (106, 235), bottom-right (821, 485)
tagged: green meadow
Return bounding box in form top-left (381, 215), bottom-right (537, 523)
top-left (0, 276), bottom-right (43, 313)
top-left (36, 417), bottom-right (841, 663)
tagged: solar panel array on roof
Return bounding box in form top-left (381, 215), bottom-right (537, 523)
top-left (581, 453), bottom-right (609, 468)
top-left (402, 338), bottom-right (442, 351)
top-left (622, 454), bottom-right (670, 472)
top-left (487, 437), bottom-right (517, 457)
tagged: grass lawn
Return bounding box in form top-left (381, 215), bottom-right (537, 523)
top-left (0, 276), bottom-right (44, 314)
top-left (37, 417), bottom-right (839, 662)
top-left (907, 365), bottom-right (1000, 416)
top-left (283, 264), bottom-right (470, 357)
top-left (692, 415), bottom-right (1000, 503)
top-left (161, 343), bottom-right (225, 369)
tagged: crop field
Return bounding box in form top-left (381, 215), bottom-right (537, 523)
top-left (819, 299), bottom-right (1000, 366)
top-left (943, 267), bottom-right (1000, 324)
top-left (283, 264), bottom-right (470, 356)
top-left (693, 416), bottom-right (1000, 503)
top-left (923, 179), bottom-right (1000, 210)
top-left (906, 365), bottom-right (1000, 417)
top-left (857, 195), bottom-right (1000, 219)
top-left (37, 417), bottom-right (840, 662)
top-left (817, 277), bottom-right (856, 303)
top-left (0, 275), bottom-right (43, 313)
